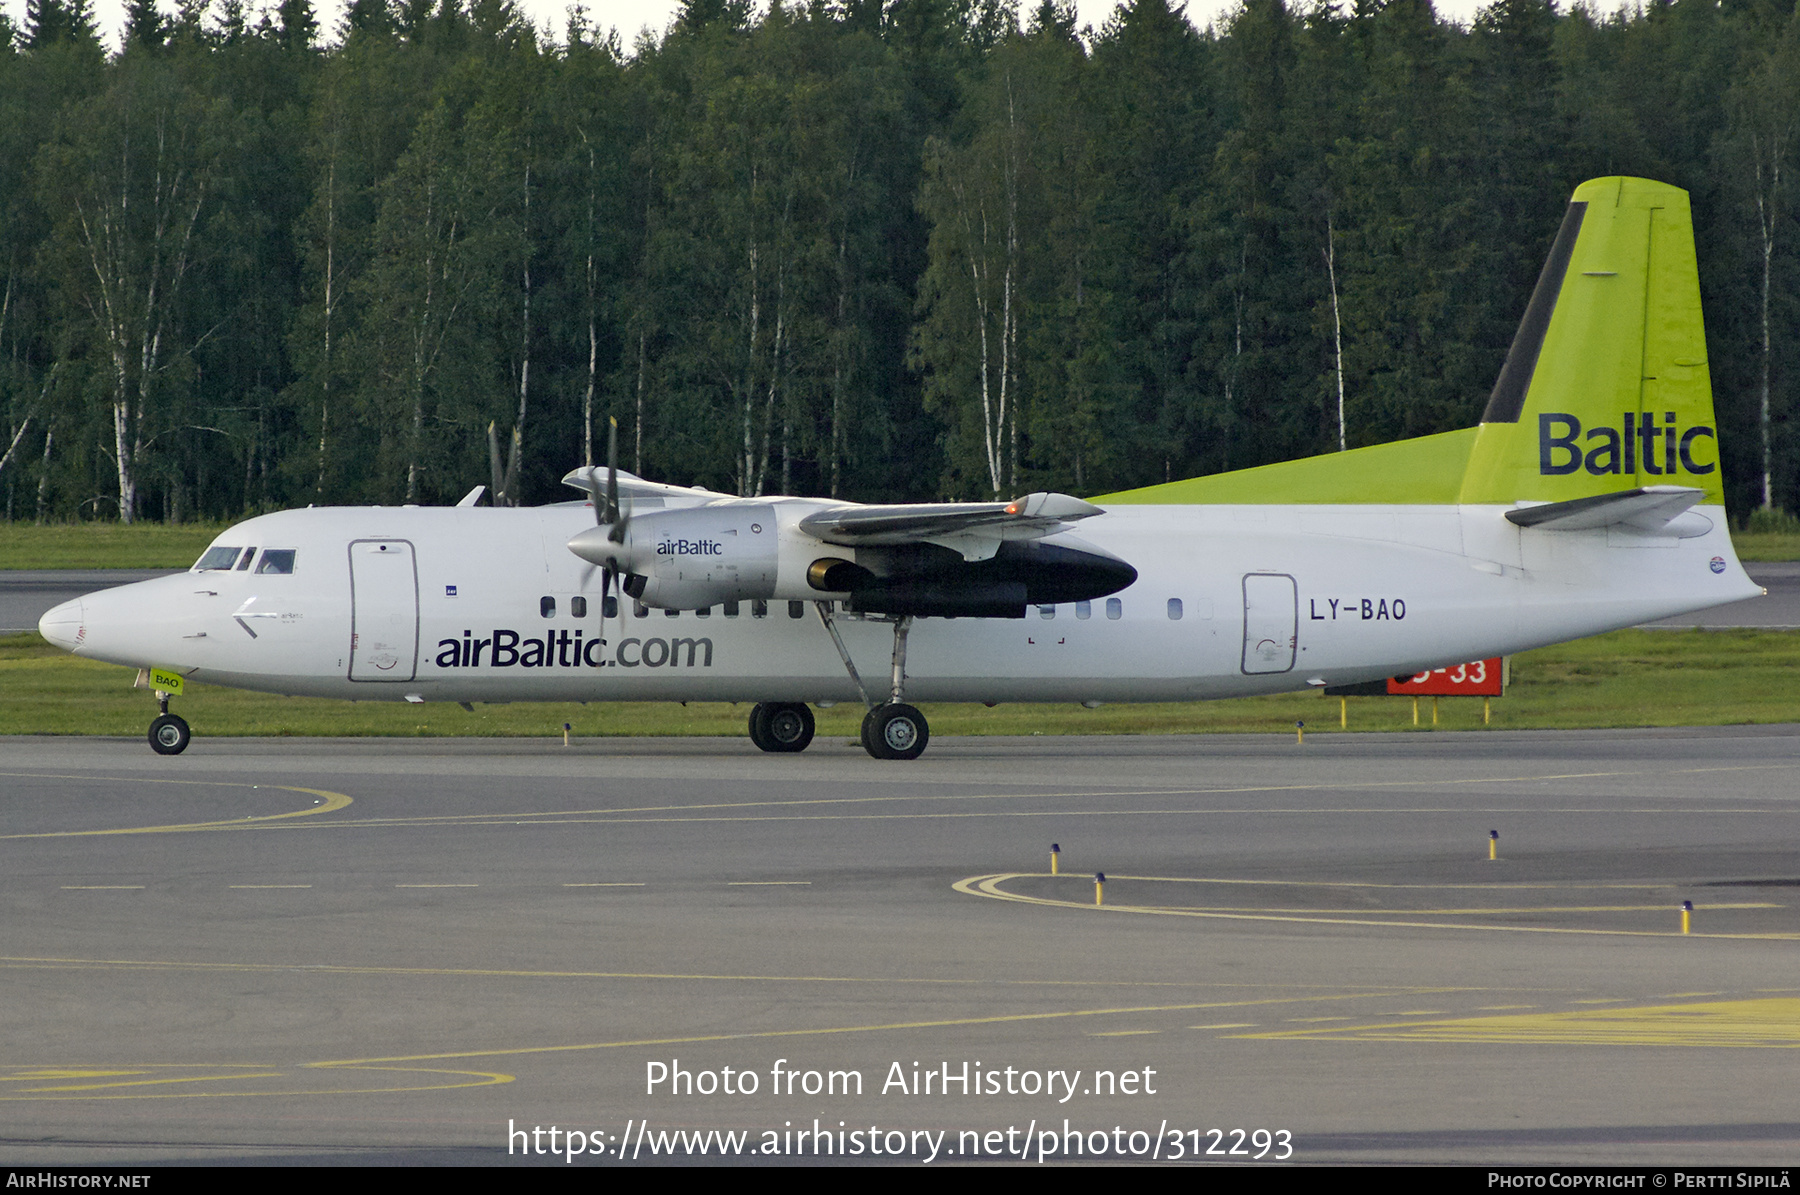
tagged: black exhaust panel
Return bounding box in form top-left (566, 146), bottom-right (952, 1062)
top-left (841, 539), bottom-right (1136, 619)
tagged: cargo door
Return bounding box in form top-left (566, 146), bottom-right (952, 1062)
top-left (349, 539), bottom-right (419, 681)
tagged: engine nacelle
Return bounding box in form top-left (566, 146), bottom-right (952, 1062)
top-left (572, 503), bottom-right (1137, 616)
top-left (571, 505), bottom-right (779, 610)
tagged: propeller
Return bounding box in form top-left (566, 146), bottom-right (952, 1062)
top-left (577, 417), bottom-right (632, 651)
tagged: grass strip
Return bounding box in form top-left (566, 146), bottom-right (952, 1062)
top-left (0, 523), bottom-right (227, 570)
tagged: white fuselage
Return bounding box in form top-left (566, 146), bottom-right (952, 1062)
top-left (41, 500), bottom-right (1759, 705)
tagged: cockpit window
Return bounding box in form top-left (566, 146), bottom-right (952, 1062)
top-left (236, 548), bottom-right (257, 571)
top-left (196, 546), bottom-right (244, 571)
top-left (256, 549), bottom-right (297, 575)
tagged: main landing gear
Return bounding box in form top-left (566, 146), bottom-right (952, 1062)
top-left (748, 701), bottom-right (815, 753)
top-left (816, 604), bottom-right (930, 761)
top-left (748, 608), bottom-right (932, 760)
top-left (861, 701), bottom-right (928, 761)
top-left (147, 692), bottom-right (191, 756)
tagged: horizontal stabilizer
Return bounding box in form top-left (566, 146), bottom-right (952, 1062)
top-left (1505, 485), bottom-right (1705, 534)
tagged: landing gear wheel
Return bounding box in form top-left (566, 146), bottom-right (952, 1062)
top-left (148, 713), bottom-right (191, 756)
top-left (763, 702), bottom-right (814, 752)
top-left (861, 703), bottom-right (928, 761)
top-left (749, 702), bottom-right (815, 753)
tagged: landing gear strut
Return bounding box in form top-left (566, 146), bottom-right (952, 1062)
top-left (147, 693), bottom-right (190, 756)
top-left (815, 604), bottom-right (930, 761)
top-left (748, 701), bottom-right (815, 753)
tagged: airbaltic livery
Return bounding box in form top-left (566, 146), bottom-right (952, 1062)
top-left (38, 178), bottom-right (1762, 759)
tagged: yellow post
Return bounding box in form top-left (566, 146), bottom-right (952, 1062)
top-left (563, 722), bottom-right (572, 747)
top-left (1295, 720), bottom-right (1305, 744)
top-left (1488, 830), bottom-right (1498, 861)
top-left (1051, 844), bottom-right (1060, 876)
top-left (1484, 697), bottom-right (1491, 726)
top-left (1432, 697), bottom-right (1439, 727)
top-left (1681, 900), bottom-right (1692, 935)
top-left (1095, 873), bottom-right (1105, 907)
top-left (1340, 696), bottom-right (1347, 729)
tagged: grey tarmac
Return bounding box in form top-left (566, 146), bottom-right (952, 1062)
top-left (2, 729), bottom-right (1798, 1166)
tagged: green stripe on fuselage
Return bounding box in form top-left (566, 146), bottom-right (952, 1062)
top-left (1094, 427), bottom-right (1477, 506)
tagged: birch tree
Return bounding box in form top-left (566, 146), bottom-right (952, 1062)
top-left (37, 57), bottom-right (220, 522)
top-left (1723, 11), bottom-right (1800, 510)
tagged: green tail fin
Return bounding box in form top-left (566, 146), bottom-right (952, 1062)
top-left (1458, 177), bottom-right (1722, 505)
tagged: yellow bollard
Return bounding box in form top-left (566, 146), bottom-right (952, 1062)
top-left (1681, 900), bottom-right (1692, 935)
top-left (563, 722), bottom-right (572, 747)
top-left (1095, 872), bottom-right (1105, 907)
top-left (1488, 830), bottom-right (1498, 861)
top-left (1051, 843), bottom-right (1060, 876)
top-left (1295, 720), bottom-right (1305, 745)
top-left (1340, 696), bottom-right (1347, 729)
top-left (1412, 697), bottom-right (1419, 726)
top-left (1484, 697), bottom-right (1491, 726)
top-left (1432, 697), bottom-right (1439, 727)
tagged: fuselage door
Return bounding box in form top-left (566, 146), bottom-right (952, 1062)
top-left (1241, 573), bottom-right (1297, 675)
top-left (349, 539), bottom-right (419, 681)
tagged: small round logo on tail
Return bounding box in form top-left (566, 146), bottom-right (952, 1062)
top-left (1710, 556), bottom-right (1726, 574)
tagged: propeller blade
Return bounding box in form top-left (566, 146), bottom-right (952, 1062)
top-left (606, 416), bottom-right (633, 545)
top-left (579, 469), bottom-right (604, 525)
top-left (605, 417), bottom-right (621, 530)
top-left (601, 563), bottom-right (620, 646)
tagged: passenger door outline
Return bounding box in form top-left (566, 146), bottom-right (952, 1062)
top-left (348, 539), bottom-right (419, 682)
top-left (1241, 572), bottom-right (1298, 675)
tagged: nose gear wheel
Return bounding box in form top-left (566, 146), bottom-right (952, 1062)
top-left (148, 713), bottom-right (191, 756)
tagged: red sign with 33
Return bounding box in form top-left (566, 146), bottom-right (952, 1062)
top-left (1387, 658), bottom-right (1504, 696)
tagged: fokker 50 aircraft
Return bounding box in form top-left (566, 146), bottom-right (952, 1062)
top-left (38, 178), bottom-right (1761, 759)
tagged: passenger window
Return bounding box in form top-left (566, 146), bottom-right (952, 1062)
top-left (603, 595), bottom-right (618, 619)
top-left (196, 546), bottom-right (243, 571)
top-left (633, 600), bottom-right (648, 618)
top-left (751, 600), bottom-right (768, 619)
top-left (788, 601), bottom-right (805, 619)
top-left (541, 596), bottom-right (556, 618)
top-left (571, 596), bottom-right (588, 618)
top-left (255, 549), bottom-right (297, 575)
top-left (1106, 597), bottom-right (1122, 620)
top-left (1075, 600), bottom-right (1091, 620)
top-left (1039, 604), bottom-right (1055, 619)
top-left (724, 601), bottom-right (740, 617)
top-left (236, 548), bottom-right (257, 571)
top-left (696, 606), bottom-right (711, 618)
top-left (665, 607), bottom-right (679, 617)
top-left (1167, 598), bottom-right (1183, 620)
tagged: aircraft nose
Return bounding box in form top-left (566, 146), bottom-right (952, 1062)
top-left (38, 597), bottom-right (85, 651)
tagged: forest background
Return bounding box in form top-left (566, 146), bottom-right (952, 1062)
top-left (1, 0), bottom-right (1797, 526)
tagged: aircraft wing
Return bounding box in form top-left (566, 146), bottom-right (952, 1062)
top-left (799, 492), bottom-right (1104, 561)
top-left (1506, 485), bottom-right (1706, 534)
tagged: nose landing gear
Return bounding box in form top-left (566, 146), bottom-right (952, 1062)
top-left (147, 692), bottom-right (191, 756)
